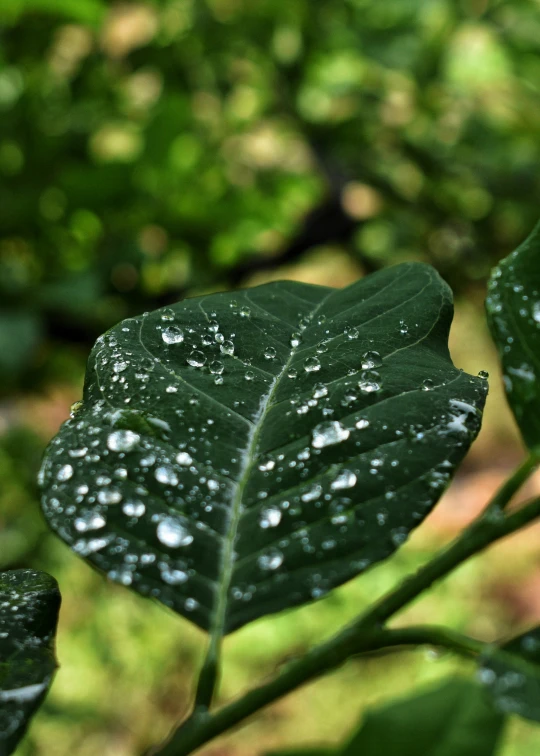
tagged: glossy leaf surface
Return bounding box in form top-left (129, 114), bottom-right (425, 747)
top-left (40, 264), bottom-right (485, 634)
top-left (341, 679), bottom-right (504, 756)
top-left (486, 221), bottom-right (540, 449)
top-left (479, 626), bottom-right (540, 722)
top-left (0, 570), bottom-right (60, 756)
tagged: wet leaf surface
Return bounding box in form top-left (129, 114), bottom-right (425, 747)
top-left (40, 264), bottom-right (485, 634)
top-left (486, 221), bottom-right (540, 449)
top-left (0, 570), bottom-right (60, 756)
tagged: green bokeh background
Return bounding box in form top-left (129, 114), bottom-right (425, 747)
top-left (2, 0), bottom-right (540, 753)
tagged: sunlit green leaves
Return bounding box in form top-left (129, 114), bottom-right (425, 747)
top-left (486, 221), bottom-right (540, 449)
top-left (479, 626), bottom-right (540, 723)
top-left (340, 678), bottom-right (505, 756)
top-left (0, 570), bottom-right (60, 756)
top-left (39, 265), bottom-right (485, 635)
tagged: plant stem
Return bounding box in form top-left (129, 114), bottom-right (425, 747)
top-left (193, 636), bottom-right (221, 711)
top-left (152, 458), bottom-right (540, 756)
top-left (373, 625), bottom-right (487, 658)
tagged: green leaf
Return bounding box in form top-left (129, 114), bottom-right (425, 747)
top-left (265, 750), bottom-right (334, 756)
top-left (486, 221), bottom-right (540, 449)
top-left (0, 570), bottom-right (61, 756)
top-left (340, 678), bottom-right (505, 756)
top-left (39, 264), bottom-right (486, 634)
top-left (478, 626), bottom-right (540, 722)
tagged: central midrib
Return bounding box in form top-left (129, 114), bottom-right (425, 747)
top-left (208, 289), bottom-right (334, 640)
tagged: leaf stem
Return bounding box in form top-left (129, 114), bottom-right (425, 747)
top-left (151, 458), bottom-right (540, 756)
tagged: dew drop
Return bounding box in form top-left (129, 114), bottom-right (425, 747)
top-left (107, 430), bottom-right (140, 452)
top-left (187, 350), bottom-right (206, 368)
top-left (355, 418), bottom-right (370, 430)
top-left (57, 464), bottom-right (73, 481)
top-left (361, 351), bottom-right (382, 369)
top-left (312, 421), bottom-right (350, 449)
top-left (176, 451), bottom-right (193, 466)
top-left (209, 360), bottom-right (224, 375)
top-left (258, 548), bottom-right (284, 571)
top-left (97, 489), bottom-right (123, 505)
top-left (162, 326), bottom-right (184, 345)
top-left (122, 500), bottom-right (146, 517)
top-left (220, 340), bottom-right (235, 356)
top-left (259, 507), bottom-right (282, 528)
top-left (74, 512), bottom-right (106, 533)
top-left (157, 518), bottom-right (193, 548)
top-left (330, 470), bottom-right (357, 491)
top-left (304, 356), bottom-right (321, 372)
top-left (313, 383), bottom-right (328, 399)
top-left (155, 466), bottom-right (179, 486)
top-left (264, 347), bottom-right (277, 360)
top-left (160, 565), bottom-right (188, 585)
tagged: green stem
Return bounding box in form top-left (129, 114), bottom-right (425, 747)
top-left (484, 453), bottom-right (539, 513)
top-left (152, 457), bottom-right (540, 756)
top-left (193, 636), bottom-right (221, 711)
top-left (373, 625), bottom-right (487, 658)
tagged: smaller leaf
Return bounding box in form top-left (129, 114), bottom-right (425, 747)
top-left (479, 626), bottom-right (540, 722)
top-left (486, 221), bottom-right (540, 449)
top-left (340, 678), bottom-right (504, 756)
top-left (0, 570), bottom-right (61, 756)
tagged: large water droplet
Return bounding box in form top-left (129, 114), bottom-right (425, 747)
top-left (361, 351), bottom-right (382, 369)
top-left (312, 421), bottom-right (350, 449)
top-left (330, 470), bottom-right (357, 491)
top-left (259, 507), bottom-right (282, 528)
top-left (57, 464), bottom-right (74, 481)
top-left (187, 350), bottom-right (206, 367)
top-left (157, 518), bottom-right (193, 548)
top-left (155, 466), bottom-right (179, 486)
top-left (220, 340), bottom-right (235, 356)
top-left (107, 430), bottom-right (140, 452)
top-left (176, 451), bottom-right (193, 466)
top-left (162, 326), bottom-right (184, 344)
top-left (304, 356), bottom-right (321, 372)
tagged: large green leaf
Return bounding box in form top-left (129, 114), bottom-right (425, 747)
top-left (39, 264), bottom-right (486, 634)
top-left (478, 626), bottom-right (540, 722)
top-left (486, 221), bottom-right (540, 449)
top-left (340, 678), bottom-right (505, 756)
top-left (0, 570), bottom-right (61, 756)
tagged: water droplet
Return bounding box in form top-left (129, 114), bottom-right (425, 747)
top-left (57, 464), bottom-right (73, 481)
top-left (122, 500), bottom-right (146, 517)
top-left (187, 350), bottom-right (206, 367)
top-left (240, 306), bottom-right (251, 317)
top-left (313, 383), bottom-right (328, 399)
top-left (330, 470), bottom-right (357, 491)
top-left (355, 418), bottom-right (370, 430)
top-left (113, 360), bottom-right (129, 374)
top-left (390, 527), bottom-right (409, 546)
top-left (166, 385), bottom-right (178, 393)
top-left (312, 421), bottom-right (350, 449)
top-left (245, 371), bottom-right (255, 381)
top-left (301, 483), bottom-right (322, 502)
top-left (358, 370), bottom-right (381, 393)
top-left (290, 333), bottom-right (301, 348)
top-left (160, 308), bottom-right (175, 321)
top-left (74, 512), bottom-right (106, 533)
top-left (361, 351), bottom-right (382, 369)
top-left (422, 378), bottom-right (434, 391)
top-left (68, 447), bottom-right (88, 458)
top-left (533, 302), bottom-right (540, 323)
top-left (160, 565), bottom-right (188, 585)
top-left (258, 457), bottom-right (275, 472)
top-left (220, 340), bottom-right (235, 356)
top-left (97, 489), bottom-right (123, 505)
top-left (176, 451), bottom-right (193, 466)
top-left (209, 360), bottom-right (224, 375)
top-left (264, 347), bottom-right (277, 360)
top-left (107, 430), bottom-right (140, 452)
top-left (260, 507), bottom-right (282, 528)
top-left (155, 466), bottom-right (179, 486)
top-left (478, 370), bottom-right (489, 380)
top-left (162, 326), bottom-right (184, 344)
top-left (258, 548), bottom-right (284, 571)
top-left (157, 518), bottom-right (193, 548)
top-left (304, 356), bottom-right (321, 372)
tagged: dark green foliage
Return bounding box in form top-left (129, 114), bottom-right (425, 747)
top-left (486, 222), bottom-right (540, 450)
top-left (0, 569), bottom-right (60, 756)
top-left (39, 264), bottom-right (485, 634)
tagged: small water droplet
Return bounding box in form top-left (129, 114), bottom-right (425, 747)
top-left (74, 512), bottom-right (106, 532)
top-left (220, 340), bottom-right (235, 356)
top-left (258, 548), bottom-right (284, 571)
top-left (122, 500), bottom-right (146, 517)
top-left (422, 378), bottom-right (434, 391)
top-left (355, 418), bottom-right (370, 430)
top-left (259, 507), bottom-right (282, 528)
top-left (313, 383), bottom-right (328, 398)
top-left (155, 466), bottom-right (179, 486)
top-left (97, 489), bottom-right (123, 505)
top-left (264, 347), bottom-right (277, 360)
top-left (176, 451), bottom-right (193, 466)
top-left (210, 360), bottom-right (224, 375)
top-left (361, 351), bottom-right (382, 369)
top-left (330, 470), bottom-right (357, 491)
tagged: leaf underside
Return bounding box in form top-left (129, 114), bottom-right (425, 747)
top-left (486, 221), bottom-right (540, 449)
top-left (340, 678), bottom-right (505, 756)
top-left (0, 570), bottom-right (60, 756)
top-left (40, 263), bottom-right (486, 635)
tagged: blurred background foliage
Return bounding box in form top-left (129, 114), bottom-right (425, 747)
top-left (2, 0), bottom-right (540, 754)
